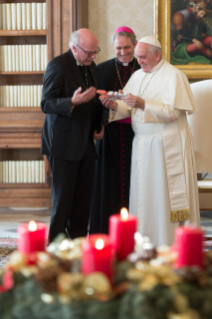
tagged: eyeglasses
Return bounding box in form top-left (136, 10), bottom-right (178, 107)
top-left (76, 44), bottom-right (101, 57)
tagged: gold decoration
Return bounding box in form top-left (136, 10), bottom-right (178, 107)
top-left (20, 265), bottom-right (39, 277)
top-left (37, 252), bottom-right (58, 269)
top-left (138, 274), bottom-right (159, 291)
top-left (9, 251), bottom-right (27, 272)
top-left (170, 208), bottom-right (190, 222)
top-left (83, 272), bottom-right (112, 294)
top-left (81, 272), bottom-right (113, 302)
top-left (57, 272), bottom-right (84, 295)
top-left (173, 292), bottom-right (189, 313)
top-left (127, 262), bottom-right (181, 293)
top-left (41, 293), bottom-right (54, 304)
top-left (47, 237), bottom-right (84, 261)
top-left (127, 268), bottom-right (146, 281)
top-left (168, 309), bottom-right (200, 319)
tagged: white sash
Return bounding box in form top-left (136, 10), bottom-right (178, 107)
top-left (162, 118), bottom-right (190, 222)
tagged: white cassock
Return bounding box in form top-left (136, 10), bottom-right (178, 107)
top-left (110, 58), bottom-right (200, 246)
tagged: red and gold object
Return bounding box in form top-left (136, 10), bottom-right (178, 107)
top-left (81, 234), bottom-right (114, 282)
top-left (0, 269), bottom-right (14, 292)
top-left (18, 221), bottom-right (47, 264)
top-left (109, 208), bottom-right (137, 261)
top-left (175, 226), bottom-right (204, 269)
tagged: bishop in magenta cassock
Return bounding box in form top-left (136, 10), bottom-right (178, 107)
top-left (89, 27), bottom-right (140, 234)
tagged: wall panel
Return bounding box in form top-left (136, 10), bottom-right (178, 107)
top-left (88, 0), bottom-right (154, 64)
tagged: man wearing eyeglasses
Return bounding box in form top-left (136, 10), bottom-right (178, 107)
top-left (41, 28), bottom-right (103, 242)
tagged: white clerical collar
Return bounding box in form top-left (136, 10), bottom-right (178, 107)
top-left (72, 49), bottom-right (83, 66)
top-left (118, 56), bottom-right (134, 66)
top-left (149, 58), bottom-right (164, 73)
top-left (76, 60), bottom-right (83, 66)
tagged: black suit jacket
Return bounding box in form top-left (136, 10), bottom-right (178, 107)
top-left (40, 50), bottom-right (103, 162)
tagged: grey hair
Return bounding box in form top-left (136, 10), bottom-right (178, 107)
top-left (148, 44), bottom-right (162, 55)
top-left (111, 31), bottom-right (137, 45)
top-left (69, 31), bottom-right (80, 48)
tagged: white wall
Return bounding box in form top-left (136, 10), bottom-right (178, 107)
top-left (88, 0), bottom-right (154, 64)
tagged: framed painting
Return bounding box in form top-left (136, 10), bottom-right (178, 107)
top-left (154, 0), bottom-right (212, 80)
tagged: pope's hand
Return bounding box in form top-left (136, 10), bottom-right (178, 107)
top-left (99, 97), bottom-right (117, 110)
top-left (123, 93), bottom-right (145, 110)
top-left (71, 87), bottom-right (96, 106)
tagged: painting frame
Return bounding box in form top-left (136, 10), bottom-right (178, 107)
top-left (154, 0), bottom-right (212, 80)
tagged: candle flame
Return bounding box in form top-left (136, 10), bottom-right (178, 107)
top-left (28, 220), bottom-right (37, 232)
top-left (121, 208), bottom-right (128, 221)
top-left (95, 239), bottom-right (104, 250)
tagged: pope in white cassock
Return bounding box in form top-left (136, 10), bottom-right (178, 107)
top-left (100, 36), bottom-right (200, 246)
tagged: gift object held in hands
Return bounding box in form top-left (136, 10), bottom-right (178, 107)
top-left (97, 90), bottom-right (129, 100)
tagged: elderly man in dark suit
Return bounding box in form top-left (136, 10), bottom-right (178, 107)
top-left (41, 28), bottom-right (103, 242)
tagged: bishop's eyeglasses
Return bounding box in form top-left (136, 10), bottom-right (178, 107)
top-left (76, 44), bottom-right (101, 57)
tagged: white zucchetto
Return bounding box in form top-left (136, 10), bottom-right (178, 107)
top-left (138, 36), bottom-right (161, 48)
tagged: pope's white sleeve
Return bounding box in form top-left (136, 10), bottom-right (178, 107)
top-left (109, 100), bottom-right (131, 122)
top-left (143, 101), bottom-right (181, 123)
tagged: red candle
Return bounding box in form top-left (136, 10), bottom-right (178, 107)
top-left (18, 221), bottom-right (47, 264)
top-left (109, 208), bottom-right (137, 261)
top-left (175, 226), bottom-right (204, 269)
top-left (81, 234), bottom-right (114, 282)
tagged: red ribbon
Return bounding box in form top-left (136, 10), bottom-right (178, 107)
top-left (0, 268), bottom-right (14, 293)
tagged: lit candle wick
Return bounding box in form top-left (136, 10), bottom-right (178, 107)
top-left (121, 208), bottom-right (128, 221)
top-left (28, 220), bottom-right (37, 232)
top-left (95, 239), bottom-right (104, 250)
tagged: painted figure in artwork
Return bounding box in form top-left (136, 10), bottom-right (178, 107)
top-left (171, 1), bottom-right (212, 64)
top-left (183, 0), bottom-right (212, 9)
